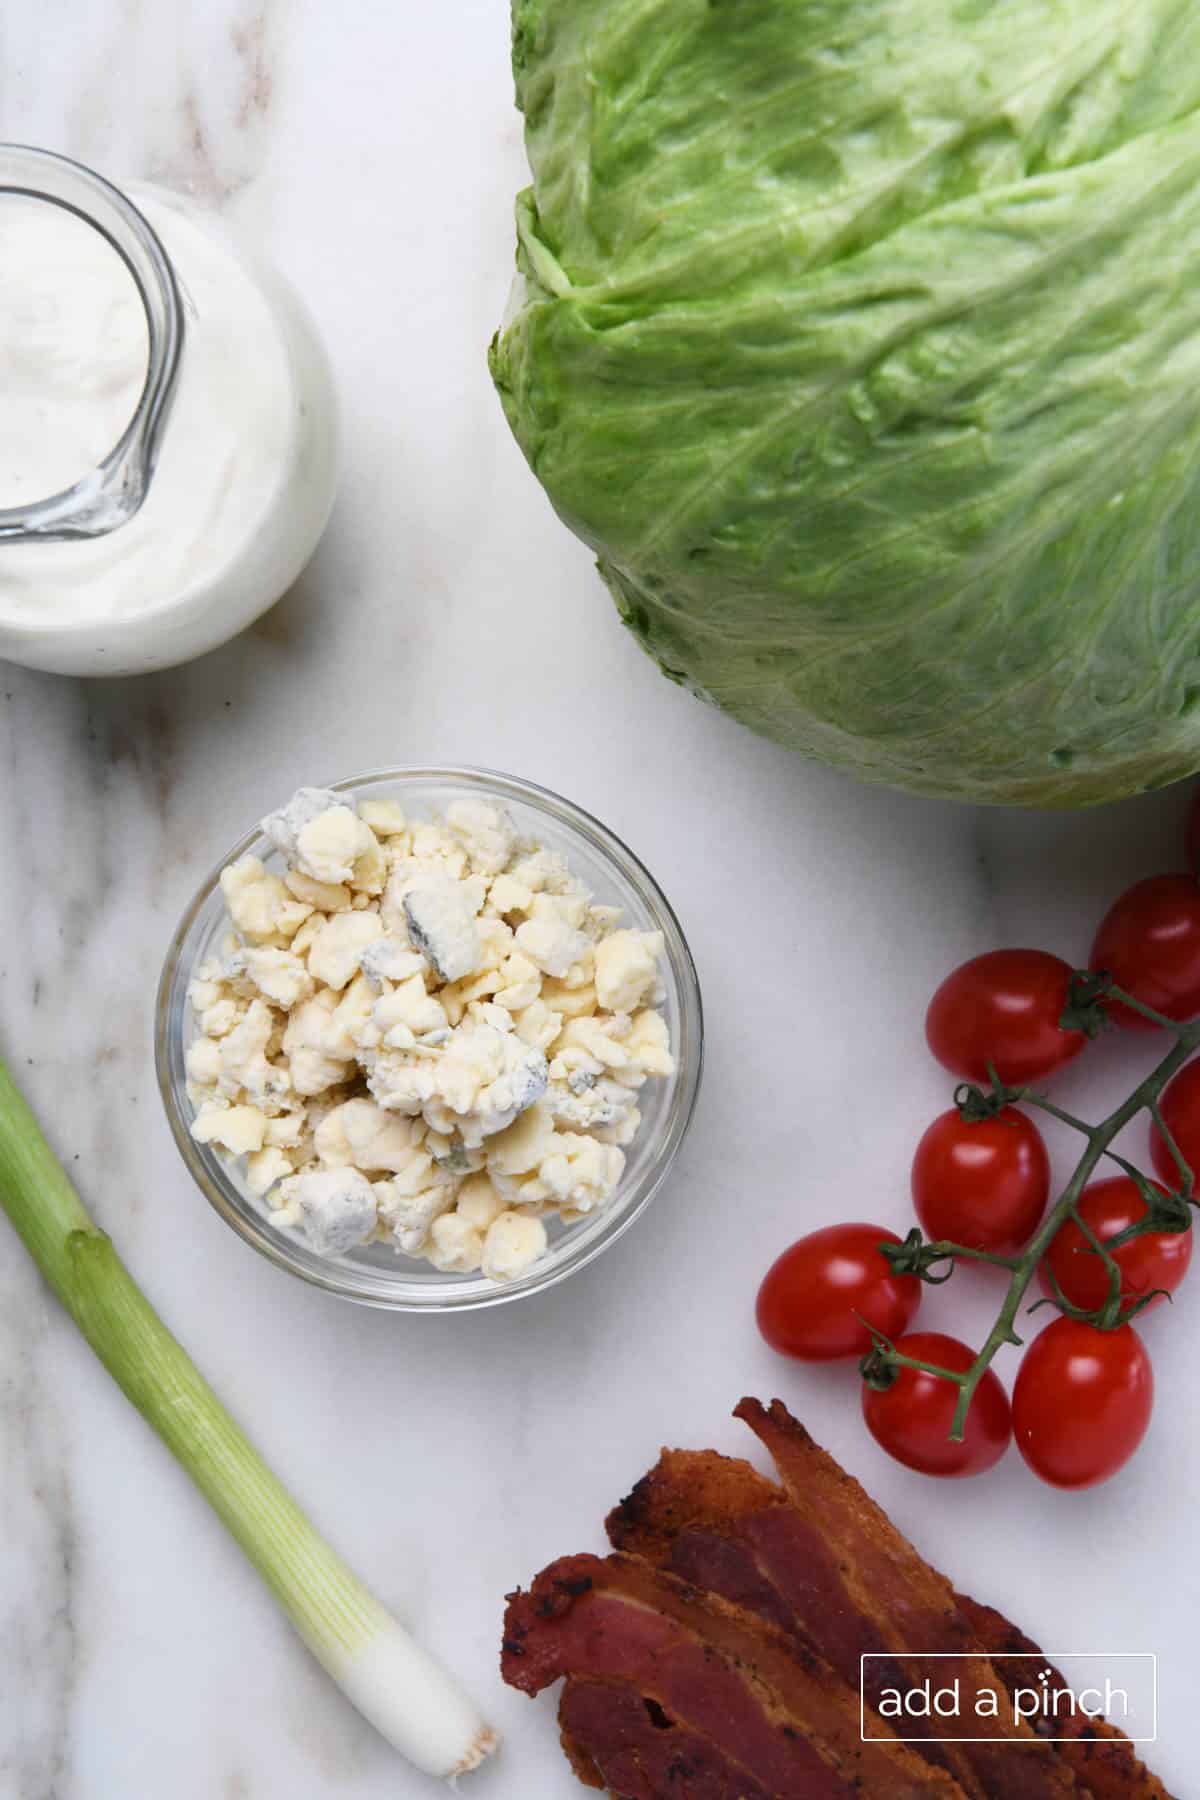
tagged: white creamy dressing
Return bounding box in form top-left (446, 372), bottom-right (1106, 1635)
top-left (0, 181), bottom-right (337, 673)
top-left (0, 196), bottom-right (148, 506)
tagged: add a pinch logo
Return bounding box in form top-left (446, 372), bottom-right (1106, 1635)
top-left (860, 1654), bottom-right (1157, 1745)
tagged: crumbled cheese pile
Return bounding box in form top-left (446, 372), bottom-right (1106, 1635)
top-left (185, 789), bottom-right (675, 1281)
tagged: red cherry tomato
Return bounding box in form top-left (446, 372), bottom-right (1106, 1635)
top-left (912, 1106), bottom-right (1050, 1256)
top-left (861, 1331), bottom-right (1011, 1478)
top-left (756, 1224), bottom-right (921, 1361)
top-left (1012, 1318), bottom-right (1153, 1489)
top-left (1039, 1176), bottom-right (1191, 1317)
top-left (1090, 874), bottom-right (1200, 1029)
top-left (925, 950), bottom-right (1085, 1086)
top-left (1187, 788), bottom-right (1200, 877)
top-left (1151, 1057), bottom-right (1200, 1192)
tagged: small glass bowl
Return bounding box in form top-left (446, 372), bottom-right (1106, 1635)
top-left (156, 766), bottom-right (703, 1311)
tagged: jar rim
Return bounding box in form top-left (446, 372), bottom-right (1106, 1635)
top-left (0, 144), bottom-right (184, 542)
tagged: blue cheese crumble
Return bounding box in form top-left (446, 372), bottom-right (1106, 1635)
top-left (185, 790), bottom-right (675, 1281)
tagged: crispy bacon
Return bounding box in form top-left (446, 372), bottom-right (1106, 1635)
top-left (503, 1552), bottom-right (966, 1798)
top-left (606, 1448), bottom-right (913, 1696)
top-left (560, 1680), bottom-right (779, 1798)
top-left (502, 1400), bottom-right (1175, 1799)
top-left (955, 1595), bottom-right (1171, 1800)
top-left (607, 1445), bottom-right (970, 1792)
top-left (736, 1399), bottom-right (1079, 1800)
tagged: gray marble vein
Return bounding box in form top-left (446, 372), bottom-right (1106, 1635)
top-left (0, 1266), bottom-right (78, 1800)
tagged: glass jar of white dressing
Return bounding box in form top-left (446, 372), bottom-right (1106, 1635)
top-left (0, 145), bottom-right (337, 676)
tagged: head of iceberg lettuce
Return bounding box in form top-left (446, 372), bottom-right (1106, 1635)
top-left (491, 0), bottom-right (1200, 805)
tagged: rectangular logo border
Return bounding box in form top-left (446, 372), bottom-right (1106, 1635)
top-left (859, 1651), bottom-right (1158, 1745)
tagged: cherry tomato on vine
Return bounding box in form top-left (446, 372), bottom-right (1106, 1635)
top-left (1039, 1176), bottom-right (1191, 1317)
top-left (925, 950), bottom-right (1085, 1086)
top-left (912, 1106), bottom-right (1049, 1256)
top-left (1150, 1056), bottom-right (1200, 1191)
top-left (861, 1331), bottom-right (1011, 1478)
top-left (1090, 874), bottom-right (1200, 1029)
top-left (756, 1224), bottom-right (921, 1361)
top-left (1012, 1317), bottom-right (1153, 1489)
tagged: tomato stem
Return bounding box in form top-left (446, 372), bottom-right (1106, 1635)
top-left (1146, 1096), bottom-right (1194, 1199)
top-left (879, 980), bottom-right (1200, 1443)
top-left (861, 1330), bottom-right (968, 1393)
top-left (1065, 1205), bottom-right (1126, 1328)
top-left (928, 1242), bottom-right (1023, 1273)
top-left (1016, 1093), bottom-right (1095, 1137)
top-left (1102, 988), bottom-right (1187, 1031)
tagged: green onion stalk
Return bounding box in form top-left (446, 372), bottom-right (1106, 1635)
top-left (0, 1054), bottom-right (497, 1783)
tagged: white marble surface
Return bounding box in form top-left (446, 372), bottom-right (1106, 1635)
top-left (1, 6), bottom-right (1197, 1796)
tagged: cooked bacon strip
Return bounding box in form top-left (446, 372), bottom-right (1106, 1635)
top-left (957, 1595), bottom-right (1171, 1800)
top-left (559, 1679), bottom-right (788, 1799)
top-left (557, 1681), bottom-right (608, 1793)
top-left (607, 1446), bottom-right (974, 1793)
top-left (608, 1427), bottom-right (1176, 1800)
top-left (736, 1400), bottom-right (1078, 1800)
top-left (503, 1551), bottom-right (967, 1798)
top-left (503, 1399), bottom-right (1174, 1798)
top-left (607, 1447), bottom-right (923, 1693)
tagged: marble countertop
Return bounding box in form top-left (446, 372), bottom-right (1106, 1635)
top-left (1, 6), bottom-right (1196, 1796)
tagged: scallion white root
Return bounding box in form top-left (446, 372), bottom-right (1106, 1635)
top-left (0, 1054), bottom-right (498, 1782)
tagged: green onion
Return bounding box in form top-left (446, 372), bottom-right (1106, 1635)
top-left (0, 1054), bottom-right (497, 1781)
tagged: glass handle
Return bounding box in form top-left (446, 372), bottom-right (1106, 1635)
top-left (0, 144), bottom-right (184, 543)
